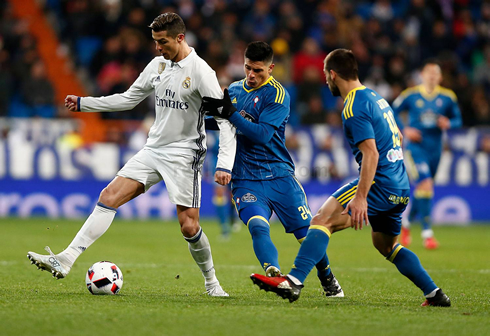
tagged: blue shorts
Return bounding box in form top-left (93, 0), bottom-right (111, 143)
top-left (404, 145), bottom-right (441, 183)
top-left (231, 175), bottom-right (311, 233)
top-left (332, 178), bottom-right (410, 236)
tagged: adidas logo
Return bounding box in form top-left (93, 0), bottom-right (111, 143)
top-left (78, 246), bottom-right (87, 252)
top-left (203, 266), bottom-right (215, 273)
top-left (232, 97), bottom-right (237, 104)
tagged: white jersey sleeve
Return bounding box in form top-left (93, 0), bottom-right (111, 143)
top-left (80, 61), bottom-right (154, 112)
top-left (197, 70), bottom-right (236, 172)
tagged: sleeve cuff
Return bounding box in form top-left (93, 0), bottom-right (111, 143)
top-left (216, 167), bottom-right (231, 174)
top-left (77, 97), bottom-right (81, 112)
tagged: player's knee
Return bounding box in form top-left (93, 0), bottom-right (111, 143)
top-left (310, 214), bottom-right (335, 232)
top-left (416, 178), bottom-right (433, 191)
top-left (180, 220), bottom-right (200, 237)
top-left (98, 187), bottom-right (118, 208)
top-left (373, 242), bottom-right (393, 257)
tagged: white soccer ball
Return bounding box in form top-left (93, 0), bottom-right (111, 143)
top-left (86, 261), bottom-right (123, 295)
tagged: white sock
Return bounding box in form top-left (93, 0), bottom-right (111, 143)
top-left (425, 288), bottom-right (439, 298)
top-left (421, 229), bottom-right (434, 240)
top-left (57, 204), bottom-right (116, 267)
top-left (186, 228), bottom-right (218, 285)
top-left (402, 216), bottom-right (410, 229)
top-left (286, 274), bottom-right (303, 286)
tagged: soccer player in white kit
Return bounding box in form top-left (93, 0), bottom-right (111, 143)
top-left (27, 13), bottom-right (236, 296)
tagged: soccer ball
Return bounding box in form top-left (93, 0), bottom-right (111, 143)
top-left (86, 261), bottom-right (123, 295)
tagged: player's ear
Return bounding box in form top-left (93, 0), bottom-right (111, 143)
top-left (177, 33), bottom-right (185, 43)
top-left (268, 63), bottom-right (275, 74)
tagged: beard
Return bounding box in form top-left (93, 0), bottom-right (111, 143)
top-left (329, 83), bottom-right (341, 97)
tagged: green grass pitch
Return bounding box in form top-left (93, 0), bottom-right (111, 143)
top-left (1, 218), bottom-right (489, 335)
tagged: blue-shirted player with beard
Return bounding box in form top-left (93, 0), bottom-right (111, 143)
top-left (248, 49), bottom-right (450, 307)
top-left (201, 41), bottom-right (343, 298)
top-left (392, 60), bottom-right (462, 249)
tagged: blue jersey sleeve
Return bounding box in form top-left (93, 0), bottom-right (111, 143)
top-left (344, 108), bottom-right (375, 145)
top-left (259, 90), bottom-right (290, 129)
top-left (229, 113), bottom-right (275, 144)
top-left (449, 99), bottom-right (462, 129)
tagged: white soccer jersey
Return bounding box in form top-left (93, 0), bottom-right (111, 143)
top-left (80, 48), bottom-right (236, 171)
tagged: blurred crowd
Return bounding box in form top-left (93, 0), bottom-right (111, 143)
top-left (1, 0), bottom-right (490, 129)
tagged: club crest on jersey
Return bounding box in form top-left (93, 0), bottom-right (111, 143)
top-left (158, 62), bottom-right (166, 74)
top-left (253, 96), bottom-right (260, 107)
top-left (241, 193), bottom-right (257, 203)
top-left (239, 110), bottom-right (255, 122)
top-left (182, 77), bottom-right (191, 89)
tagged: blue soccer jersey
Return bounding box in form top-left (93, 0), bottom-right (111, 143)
top-left (342, 86), bottom-right (409, 189)
top-left (227, 77), bottom-right (295, 180)
top-left (392, 85), bottom-right (462, 153)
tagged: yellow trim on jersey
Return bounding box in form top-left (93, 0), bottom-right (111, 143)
top-left (419, 84), bottom-right (441, 101)
top-left (342, 92), bottom-right (352, 119)
top-left (336, 185), bottom-right (358, 204)
top-left (399, 86), bottom-right (419, 98)
top-left (309, 225), bottom-right (331, 237)
top-left (231, 197), bottom-right (239, 216)
top-left (246, 215), bottom-right (269, 227)
top-left (342, 86), bottom-right (365, 119)
top-left (292, 175), bottom-right (309, 207)
top-left (439, 87), bottom-right (458, 102)
top-left (242, 76), bottom-right (274, 93)
top-left (404, 150), bottom-right (419, 181)
top-left (270, 78), bottom-right (286, 104)
top-left (387, 245), bottom-right (404, 262)
top-left (414, 189), bottom-right (434, 199)
top-left (297, 237), bottom-right (305, 243)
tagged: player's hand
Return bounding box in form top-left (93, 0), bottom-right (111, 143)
top-left (201, 88), bottom-right (237, 119)
top-left (214, 170), bottom-right (231, 186)
top-left (437, 115), bottom-right (451, 130)
top-left (403, 127), bottom-right (422, 142)
top-left (342, 196), bottom-right (369, 230)
top-left (65, 95), bottom-right (80, 111)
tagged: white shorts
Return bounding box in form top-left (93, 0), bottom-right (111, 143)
top-left (117, 148), bottom-right (204, 208)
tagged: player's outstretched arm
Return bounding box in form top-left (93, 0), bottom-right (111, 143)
top-left (201, 88), bottom-right (237, 119)
top-left (65, 95), bottom-right (80, 112)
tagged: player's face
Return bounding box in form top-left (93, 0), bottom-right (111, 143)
top-left (244, 58), bottom-right (274, 88)
top-left (421, 64), bottom-right (442, 88)
top-left (324, 66), bottom-right (341, 97)
top-left (152, 30), bottom-right (184, 62)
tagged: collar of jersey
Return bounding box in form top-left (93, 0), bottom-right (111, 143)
top-left (418, 84), bottom-right (440, 100)
top-left (242, 76), bottom-right (274, 92)
top-left (169, 47), bottom-right (195, 68)
top-left (343, 85), bottom-right (366, 103)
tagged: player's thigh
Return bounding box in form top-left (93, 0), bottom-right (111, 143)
top-left (404, 149), bottom-right (432, 185)
top-left (231, 180), bottom-right (272, 224)
top-left (269, 176), bottom-right (311, 233)
top-left (313, 195), bottom-right (351, 233)
top-left (366, 184), bottom-right (410, 236)
top-left (100, 176), bottom-right (145, 208)
top-left (117, 148), bottom-right (162, 191)
top-left (371, 231), bottom-right (399, 257)
top-left (157, 150), bottom-right (204, 208)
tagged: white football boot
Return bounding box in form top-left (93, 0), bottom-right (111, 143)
top-left (205, 281), bottom-right (229, 297)
top-left (27, 246), bottom-right (71, 279)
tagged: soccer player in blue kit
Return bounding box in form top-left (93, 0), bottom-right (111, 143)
top-left (201, 41), bottom-right (343, 297)
top-left (392, 60), bottom-right (462, 249)
top-left (249, 49), bottom-right (450, 307)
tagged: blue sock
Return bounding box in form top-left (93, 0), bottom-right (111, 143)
top-left (213, 195), bottom-right (230, 236)
top-left (418, 197), bottom-right (432, 231)
top-left (294, 227), bottom-right (331, 279)
top-left (248, 217), bottom-right (279, 271)
top-left (408, 197), bottom-right (419, 222)
top-left (386, 244), bottom-right (437, 295)
top-left (289, 226), bottom-right (331, 283)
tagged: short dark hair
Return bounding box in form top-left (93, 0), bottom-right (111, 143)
top-left (421, 58), bottom-right (441, 70)
top-left (325, 49), bottom-right (358, 81)
top-left (149, 13), bottom-right (185, 38)
top-left (245, 41), bottom-right (274, 64)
